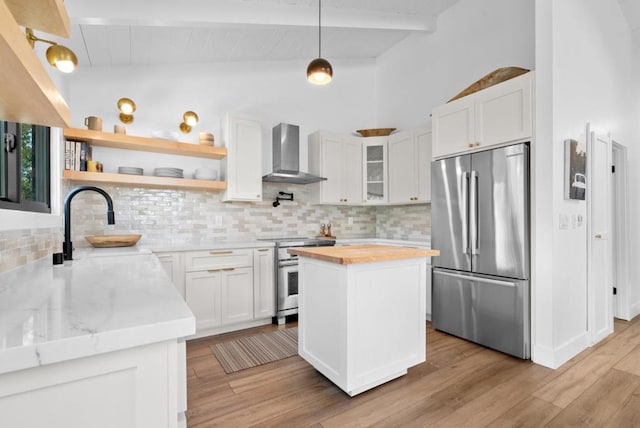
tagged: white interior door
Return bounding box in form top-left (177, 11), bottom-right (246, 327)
top-left (611, 142), bottom-right (630, 320)
top-left (587, 130), bottom-right (613, 344)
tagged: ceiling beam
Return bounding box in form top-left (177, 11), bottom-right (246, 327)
top-left (64, 0), bottom-right (437, 32)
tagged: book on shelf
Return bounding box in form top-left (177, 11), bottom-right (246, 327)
top-left (75, 142), bottom-right (82, 171)
top-left (65, 140), bottom-right (93, 171)
top-left (64, 140), bottom-right (72, 170)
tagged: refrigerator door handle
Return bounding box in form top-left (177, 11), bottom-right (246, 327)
top-left (434, 270), bottom-right (516, 288)
top-left (461, 171), bottom-right (469, 255)
top-left (470, 170), bottom-right (479, 255)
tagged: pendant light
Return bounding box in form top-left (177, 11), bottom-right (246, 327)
top-left (307, 0), bottom-right (332, 85)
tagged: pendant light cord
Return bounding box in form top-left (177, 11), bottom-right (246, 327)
top-left (318, 0), bottom-right (322, 57)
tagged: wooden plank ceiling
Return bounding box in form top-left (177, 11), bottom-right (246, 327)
top-left (52, 0), bottom-right (462, 67)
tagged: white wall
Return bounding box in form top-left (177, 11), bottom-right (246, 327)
top-left (68, 58), bottom-right (377, 175)
top-left (375, 0), bottom-right (535, 129)
top-left (534, 0), bottom-right (639, 368)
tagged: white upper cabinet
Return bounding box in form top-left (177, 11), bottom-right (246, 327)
top-left (309, 132), bottom-right (363, 205)
top-left (388, 128), bottom-right (432, 204)
top-left (432, 72), bottom-right (533, 159)
top-left (220, 113), bottom-right (263, 202)
top-left (362, 137), bottom-right (388, 205)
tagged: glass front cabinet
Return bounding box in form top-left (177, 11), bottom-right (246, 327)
top-left (362, 138), bottom-right (388, 204)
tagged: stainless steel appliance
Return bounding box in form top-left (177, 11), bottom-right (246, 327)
top-left (262, 123), bottom-right (327, 184)
top-left (263, 237), bottom-right (335, 324)
top-left (431, 143), bottom-right (530, 358)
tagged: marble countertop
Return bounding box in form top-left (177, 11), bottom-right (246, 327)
top-left (0, 247), bottom-right (195, 375)
top-left (289, 244), bottom-right (439, 265)
top-left (145, 239), bottom-right (274, 253)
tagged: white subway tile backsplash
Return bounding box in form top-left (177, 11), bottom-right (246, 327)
top-left (3, 184), bottom-right (430, 273)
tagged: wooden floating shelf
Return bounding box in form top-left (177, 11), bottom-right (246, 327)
top-left (0, 0), bottom-right (70, 127)
top-left (5, 0), bottom-right (70, 37)
top-left (63, 170), bottom-right (227, 192)
top-left (63, 128), bottom-right (228, 160)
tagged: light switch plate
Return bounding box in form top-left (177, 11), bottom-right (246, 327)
top-left (559, 214), bottom-right (569, 230)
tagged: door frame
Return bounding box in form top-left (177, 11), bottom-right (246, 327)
top-left (611, 140), bottom-right (630, 320)
top-left (586, 128), bottom-right (613, 345)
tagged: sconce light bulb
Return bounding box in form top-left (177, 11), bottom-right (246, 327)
top-left (54, 59), bottom-right (75, 73)
top-left (117, 98), bottom-right (136, 114)
top-left (45, 44), bottom-right (78, 73)
top-left (183, 111), bottom-right (199, 126)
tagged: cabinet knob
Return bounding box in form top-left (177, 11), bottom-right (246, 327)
top-left (475, 142), bottom-right (481, 147)
top-left (468, 143), bottom-right (474, 148)
top-left (257, 194), bottom-right (261, 198)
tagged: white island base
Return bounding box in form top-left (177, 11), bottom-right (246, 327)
top-left (297, 255), bottom-right (427, 397)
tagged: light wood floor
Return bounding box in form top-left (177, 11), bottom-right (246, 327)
top-left (186, 316), bottom-right (640, 427)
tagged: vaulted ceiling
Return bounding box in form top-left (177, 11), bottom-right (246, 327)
top-left (618, 0), bottom-right (640, 46)
top-left (55, 0), bottom-right (461, 67)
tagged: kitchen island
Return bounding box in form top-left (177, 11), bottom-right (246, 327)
top-left (289, 244), bottom-right (439, 396)
top-left (0, 247), bottom-right (195, 428)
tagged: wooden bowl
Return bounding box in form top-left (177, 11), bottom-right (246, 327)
top-left (356, 128), bottom-right (396, 137)
top-left (85, 234), bottom-right (142, 248)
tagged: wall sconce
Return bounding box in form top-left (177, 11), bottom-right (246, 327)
top-left (272, 191), bottom-right (294, 208)
top-left (180, 111), bottom-right (199, 133)
top-left (25, 28), bottom-right (78, 73)
top-left (117, 98), bottom-right (136, 124)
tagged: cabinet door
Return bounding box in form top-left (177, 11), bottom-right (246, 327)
top-left (432, 96), bottom-right (475, 159)
top-left (222, 115), bottom-right (262, 202)
top-left (343, 138), bottom-right (363, 204)
top-left (221, 267), bottom-right (254, 325)
top-left (155, 252), bottom-right (185, 298)
top-left (320, 135), bottom-right (345, 204)
top-left (362, 138), bottom-right (387, 204)
top-left (415, 129), bottom-right (432, 202)
top-left (253, 248), bottom-right (275, 319)
top-left (475, 73), bottom-right (532, 148)
top-left (185, 271), bottom-right (221, 331)
top-left (388, 132), bottom-right (416, 204)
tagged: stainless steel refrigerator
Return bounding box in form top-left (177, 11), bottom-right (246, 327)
top-left (431, 143), bottom-right (530, 359)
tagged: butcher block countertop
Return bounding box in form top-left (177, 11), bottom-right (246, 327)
top-left (288, 244), bottom-right (439, 265)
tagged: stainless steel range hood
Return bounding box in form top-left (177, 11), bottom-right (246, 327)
top-left (262, 123), bottom-right (327, 184)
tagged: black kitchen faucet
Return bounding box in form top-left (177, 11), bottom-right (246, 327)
top-left (63, 186), bottom-right (115, 260)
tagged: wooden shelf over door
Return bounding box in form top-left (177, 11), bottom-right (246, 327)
top-left (63, 128), bottom-right (228, 160)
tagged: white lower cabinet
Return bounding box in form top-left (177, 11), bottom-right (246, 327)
top-left (157, 252), bottom-right (186, 297)
top-left (220, 267), bottom-right (254, 324)
top-left (0, 340), bottom-right (182, 428)
top-left (183, 247), bottom-right (275, 337)
top-left (254, 248), bottom-right (275, 318)
top-left (186, 270), bottom-right (222, 331)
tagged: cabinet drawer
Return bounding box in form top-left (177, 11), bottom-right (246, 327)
top-left (185, 249), bottom-right (253, 272)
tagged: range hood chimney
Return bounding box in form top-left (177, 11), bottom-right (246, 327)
top-left (262, 123), bottom-right (326, 184)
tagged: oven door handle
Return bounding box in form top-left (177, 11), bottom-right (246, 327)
top-left (279, 261), bottom-right (298, 267)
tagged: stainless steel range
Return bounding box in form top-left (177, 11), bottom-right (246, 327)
top-left (262, 237), bottom-right (335, 324)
